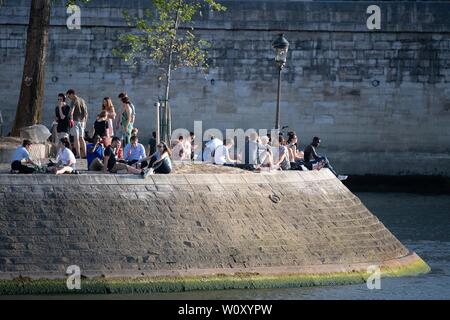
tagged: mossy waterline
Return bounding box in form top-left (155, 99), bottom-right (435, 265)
top-left (0, 255), bottom-right (429, 295)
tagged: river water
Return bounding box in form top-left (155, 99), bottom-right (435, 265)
top-left (7, 192), bottom-right (450, 300)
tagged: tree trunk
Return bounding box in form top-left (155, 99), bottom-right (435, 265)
top-left (160, 2), bottom-right (182, 144)
top-left (11, 0), bottom-right (51, 136)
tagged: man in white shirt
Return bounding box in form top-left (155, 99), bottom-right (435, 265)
top-left (10, 140), bottom-right (37, 174)
top-left (203, 136), bottom-right (223, 162)
top-left (214, 139), bottom-right (237, 165)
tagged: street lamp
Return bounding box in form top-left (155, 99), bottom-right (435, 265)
top-left (154, 101), bottom-right (161, 144)
top-left (272, 33), bottom-right (289, 131)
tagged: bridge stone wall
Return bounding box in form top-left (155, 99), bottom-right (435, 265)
top-left (1, 0), bottom-right (450, 175)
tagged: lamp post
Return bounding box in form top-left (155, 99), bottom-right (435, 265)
top-left (272, 33), bottom-right (289, 131)
top-left (154, 101), bottom-right (160, 144)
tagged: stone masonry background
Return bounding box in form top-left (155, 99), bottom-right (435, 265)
top-left (0, 0), bottom-right (450, 175)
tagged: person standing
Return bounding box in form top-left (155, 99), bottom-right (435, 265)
top-left (55, 93), bottom-right (70, 140)
top-left (189, 132), bottom-right (197, 160)
top-left (67, 89), bottom-right (88, 158)
top-left (102, 97), bottom-right (116, 145)
top-left (10, 140), bottom-right (37, 174)
top-left (93, 110), bottom-right (110, 141)
top-left (117, 92), bottom-right (136, 126)
top-left (182, 134), bottom-right (192, 161)
top-left (118, 96), bottom-right (133, 146)
top-left (148, 131), bottom-right (157, 156)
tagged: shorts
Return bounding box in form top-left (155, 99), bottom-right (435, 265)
top-left (70, 121), bottom-right (85, 138)
top-left (110, 162), bottom-right (128, 173)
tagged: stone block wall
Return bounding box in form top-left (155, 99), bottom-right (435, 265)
top-left (0, 170), bottom-right (412, 279)
top-left (0, 0), bottom-right (450, 175)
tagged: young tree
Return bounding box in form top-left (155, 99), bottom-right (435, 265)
top-left (10, 0), bottom-right (89, 136)
top-left (113, 0), bottom-right (226, 144)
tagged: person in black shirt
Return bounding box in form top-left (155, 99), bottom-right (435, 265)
top-left (103, 137), bottom-right (142, 174)
top-left (93, 110), bottom-right (110, 139)
top-left (55, 93), bottom-right (70, 139)
top-left (304, 137), bottom-right (347, 180)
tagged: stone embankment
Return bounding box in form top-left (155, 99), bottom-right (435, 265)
top-left (0, 167), bottom-right (429, 294)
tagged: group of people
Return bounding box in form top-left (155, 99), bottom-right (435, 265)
top-left (11, 89), bottom-right (172, 176)
top-left (87, 134), bottom-right (172, 176)
top-left (200, 132), bottom-right (346, 180)
top-left (11, 134), bottom-right (173, 176)
top-left (52, 89), bottom-right (137, 158)
top-left (10, 88), bottom-right (345, 179)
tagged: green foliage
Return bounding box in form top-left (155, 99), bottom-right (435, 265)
top-left (113, 0), bottom-right (226, 72)
top-left (64, 0), bottom-right (91, 7)
top-left (54, 0), bottom-right (91, 7)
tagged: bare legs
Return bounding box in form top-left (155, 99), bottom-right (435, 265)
top-left (50, 166), bottom-right (73, 175)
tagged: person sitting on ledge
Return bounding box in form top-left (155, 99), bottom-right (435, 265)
top-left (214, 139), bottom-right (238, 166)
top-left (10, 139), bottom-right (37, 174)
top-left (304, 136), bottom-right (347, 180)
top-left (142, 142), bottom-right (172, 177)
top-left (124, 135), bottom-right (146, 167)
top-left (86, 135), bottom-right (104, 171)
top-left (49, 137), bottom-right (77, 175)
top-left (171, 135), bottom-right (186, 161)
top-left (287, 133), bottom-right (306, 170)
top-left (274, 136), bottom-right (291, 171)
top-left (203, 136), bottom-right (222, 162)
top-left (258, 135), bottom-right (274, 168)
top-left (103, 137), bottom-right (142, 175)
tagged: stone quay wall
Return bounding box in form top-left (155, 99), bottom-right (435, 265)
top-left (0, 0), bottom-right (450, 175)
top-left (0, 169), bottom-right (428, 286)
